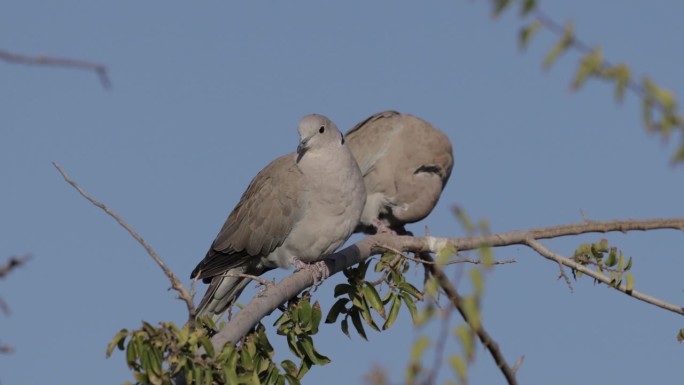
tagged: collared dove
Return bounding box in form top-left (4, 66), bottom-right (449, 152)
top-left (192, 114), bottom-right (366, 321)
top-left (345, 110), bottom-right (453, 234)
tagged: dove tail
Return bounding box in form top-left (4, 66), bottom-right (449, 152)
top-left (195, 267), bottom-right (269, 323)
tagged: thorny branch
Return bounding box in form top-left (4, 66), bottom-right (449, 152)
top-left (0, 48), bottom-right (110, 88)
top-left (52, 162), bottom-right (196, 322)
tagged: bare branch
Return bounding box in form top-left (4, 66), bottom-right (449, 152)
top-left (526, 238), bottom-right (684, 316)
top-left (0, 255), bottom-right (31, 315)
top-left (419, 252), bottom-right (519, 385)
top-left (0, 255), bottom-right (30, 279)
top-left (52, 162), bottom-right (196, 322)
top-left (0, 48), bottom-right (110, 88)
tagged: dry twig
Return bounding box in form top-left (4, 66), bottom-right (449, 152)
top-left (0, 48), bottom-right (110, 88)
top-left (52, 162), bottom-right (196, 322)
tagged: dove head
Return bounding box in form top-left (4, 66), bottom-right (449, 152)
top-left (296, 114), bottom-right (344, 163)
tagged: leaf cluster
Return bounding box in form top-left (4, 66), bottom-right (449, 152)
top-left (106, 293), bottom-right (329, 385)
top-left (325, 255), bottom-right (423, 340)
top-left (572, 239), bottom-right (634, 291)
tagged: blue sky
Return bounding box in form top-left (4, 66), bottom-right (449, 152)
top-left (2, 1), bottom-right (683, 384)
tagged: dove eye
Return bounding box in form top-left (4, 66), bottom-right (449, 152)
top-left (319, 126), bottom-right (325, 134)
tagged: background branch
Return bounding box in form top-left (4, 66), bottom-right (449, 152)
top-left (52, 162), bottom-right (196, 322)
top-left (418, 252), bottom-right (519, 385)
top-left (0, 255), bottom-right (31, 279)
top-left (525, 239), bottom-right (684, 316)
top-left (0, 48), bottom-right (111, 88)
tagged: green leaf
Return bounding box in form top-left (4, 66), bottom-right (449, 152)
top-left (325, 298), bottom-right (350, 324)
top-left (240, 346), bottom-right (255, 371)
top-left (605, 247), bottom-right (617, 267)
top-left (624, 256), bottom-right (633, 271)
top-left (363, 283), bottom-right (386, 318)
top-left (611, 64), bottom-right (631, 102)
top-left (463, 296), bottom-right (481, 330)
top-left (520, 0), bottom-right (536, 16)
top-left (410, 336), bottom-right (430, 362)
top-left (625, 274), bottom-right (634, 292)
top-left (310, 301), bottom-right (323, 334)
top-left (449, 355), bottom-right (467, 381)
top-left (677, 328), bottom-right (684, 343)
top-left (286, 333), bottom-right (303, 358)
top-left (359, 295), bottom-right (381, 332)
top-left (399, 292), bottom-right (419, 324)
top-left (424, 277), bottom-right (440, 300)
top-left (341, 318), bottom-right (350, 338)
top-left (193, 366), bottom-right (203, 385)
top-left (200, 335), bottom-right (215, 358)
top-left (397, 281), bottom-right (423, 300)
top-left (455, 325), bottom-right (474, 360)
top-left (382, 295), bottom-right (402, 330)
top-left (492, 0), bottom-right (512, 17)
top-left (284, 374), bottom-right (302, 385)
top-left (281, 360), bottom-right (298, 377)
top-left (298, 299), bottom-right (313, 330)
top-left (106, 329), bottom-right (128, 358)
top-left (350, 309), bottom-right (368, 340)
top-left (571, 48), bottom-right (603, 91)
top-left (255, 324), bottom-right (274, 358)
top-left (543, 22), bottom-right (574, 69)
top-left (470, 269), bottom-right (484, 296)
top-left (519, 21), bottom-right (541, 51)
top-left (333, 284), bottom-right (355, 298)
top-left (299, 336), bottom-right (331, 366)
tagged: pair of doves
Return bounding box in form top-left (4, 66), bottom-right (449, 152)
top-left (191, 110), bottom-right (454, 321)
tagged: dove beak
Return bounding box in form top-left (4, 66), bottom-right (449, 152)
top-left (296, 137), bottom-right (311, 163)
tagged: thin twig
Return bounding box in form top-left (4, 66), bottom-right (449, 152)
top-left (52, 162), bottom-right (196, 321)
top-left (526, 238), bottom-right (684, 316)
top-left (0, 255), bottom-right (31, 315)
top-left (0, 255), bottom-right (31, 278)
top-left (0, 49), bottom-right (111, 88)
top-left (556, 262), bottom-right (573, 293)
top-left (378, 245), bottom-right (516, 266)
top-left (426, 306), bottom-right (455, 385)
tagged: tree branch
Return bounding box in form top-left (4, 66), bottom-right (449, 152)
top-left (52, 162), bottom-right (196, 322)
top-left (212, 217), bottom-right (684, 373)
top-left (0, 48), bottom-right (110, 88)
top-left (0, 255), bottom-right (31, 316)
top-left (419, 252), bottom-right (519, 385)
top-left (215, 218), bottom-right (684, 343)
top-left (0, 255), bottom-right (30, 279)
top-left (525, 238), bottom-right (684, 316)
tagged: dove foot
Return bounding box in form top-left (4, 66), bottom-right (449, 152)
top-left (293, 257), bottom-right (330, 287)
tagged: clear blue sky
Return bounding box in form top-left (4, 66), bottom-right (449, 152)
top-left (2, 1), bottom-right (683, 384)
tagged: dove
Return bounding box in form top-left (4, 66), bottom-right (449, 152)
top-left (345, 110), bottom-right (453, 235)
top-left (191, 114), bottom-right (366, 321)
